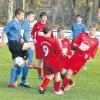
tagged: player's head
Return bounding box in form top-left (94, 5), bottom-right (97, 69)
top-left (40, 12), bottom-right (47, 23)
top-left (76, 14), bottom-right (83, 23)
top-left (26, 11), bottom-right (36, 22)
top-left (43, 24), bottom-right (52, 35)
top-left (57, 27), bottom-right (64, 39)
top-left (89, 24), bottom-right (97, 37)
top-left (15, 8), bottom-right (24, 21)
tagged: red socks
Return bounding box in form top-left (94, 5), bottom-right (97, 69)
top-left (69, 79), bottom-right (73, 85)
top-left (54, 81), bottom-right (60, 92)
top-left (62, 78), bottom-right (70, 91)
top-left (40, 77), bottom-right (50, 90)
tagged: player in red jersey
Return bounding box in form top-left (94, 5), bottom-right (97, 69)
top-left (56, 27), bottom-right (72, 74)
top-left (31, 12), bottom-right (48, 79)
top-left (57, 27), bottom-right (72, 67)
top-left (61, 25), bottom-right (99, 92)
top-left (39, 25), bottom-right (63, 95)
top-left (57, 27), bottom-right (74, 91)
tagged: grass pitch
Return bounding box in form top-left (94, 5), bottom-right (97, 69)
top-left (0, 45), bottom-right (100, 100)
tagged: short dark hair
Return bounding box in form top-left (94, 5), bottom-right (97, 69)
top-left (43, 24), bottom-right (52, 34)
top-left (40, 12), bottom-right (47, 18)
top-left (57, 26), bottom-right (64, 32)
top-left (90, 24), bottom-right (97, 29)
top-left (76, 14), bottom-right (82, 18)
top-left (15, 8), bottom-right (24, 16)
top-left (26, 11), bottom-right (34, 17)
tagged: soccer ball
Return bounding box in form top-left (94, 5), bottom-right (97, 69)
top-left (14, 56), bottom-right (24, 67)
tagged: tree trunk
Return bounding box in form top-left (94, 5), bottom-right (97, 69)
top-left (86, 1), bottom-right (93, 27)
top-left (8, 0), bottom-right (14, 22)
top-left (92, 0), bottom-right (99, 23)
top-left (68, 0), bottom-right (75, 25)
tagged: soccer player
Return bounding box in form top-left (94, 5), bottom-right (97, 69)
top-left (71, 14), bottom-right (86, 39)
top-left (61, 25), bottom-right (99, 92)
top-left (57, 27), bottom-right (74, 91)
top-left (22, 11), bottom-right (37, 67)
top-left (15, 11), bottom-right (37, 88)
top-left (71, 14), bottom-right (87, 69)
top-left (1, 8), bottom-right (35, 88)
top-left (57, 27), bottom-right (72, 76)
top-left (39, 25), bottom-right (63, 95)
top-left (31, 12), bottom-right (48, 80)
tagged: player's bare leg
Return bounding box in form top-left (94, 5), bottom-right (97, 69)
top-left (39, 75), bottom-right (53, 94)
top-left (37, 58), bottom-right (44, 80)
top-left (61, 68), bottom-right (74, 91)
top-left (22, 43), bottom-right (37, 69)
top-left (61, 69), bottom-right (73, 91)
top-left (64, 79), bottom-right (75, 92)
top-left (61, 68), bottom-right (67, 80)
top-left (54, 72), bottom-right (63, 95)
top-left (22, 42), bottom-right (35, 51)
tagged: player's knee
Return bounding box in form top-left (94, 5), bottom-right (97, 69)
top-left (61, 68), bottom-right (67, 75)
top-left (67, 69), bottom-right (73, 78)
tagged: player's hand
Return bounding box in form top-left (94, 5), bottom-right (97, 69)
top-left (20, 38), bottom-right (25, 43)
top-left (67, 55), bottom-right (72, 59)
top-left (84, 54), bottom-right (89, 59)
top-left (71, 50), bottom-right (75, 56)
top-left (0, 42), bottom-right (4, 48)
top-left (62, 48), bottom-right (67, 56)
top-left (0, 43), bottom-right (2, 48)
top-left (88, 57), bottom-right (93, 60)
top-left (0, 45), bottom-right (2, 48)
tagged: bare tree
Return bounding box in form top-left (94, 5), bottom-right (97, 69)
top-left (1, 0), bottom-right (99, 27)
top-left (92, 0), bottom-right (99, 23)
top-left (68, 0), bottom-right (75, 25)
top-left (8, 0), bottom-right (14, 22)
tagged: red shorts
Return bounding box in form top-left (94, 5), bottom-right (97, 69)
top-left (64, 53), bottom-right (87, 75)
top-left (35, 37), bottom-right (42, 59)
top-left (60, 56), bottom-right (69, 69)
top-left (43, 58), bottom-right (61, 75)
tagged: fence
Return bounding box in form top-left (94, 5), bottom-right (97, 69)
top-left (0, 27), bottom-right (100, 47)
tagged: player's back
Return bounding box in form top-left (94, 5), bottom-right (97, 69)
top-left (41, 36), bottom-right (62, 62)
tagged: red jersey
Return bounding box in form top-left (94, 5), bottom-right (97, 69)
top-left (60, 38), bottom-right (72, 68)
top-left (61, 38), bottom-right (72, 56)
top-left (72, 32), bottom-right (99, 59)
top-left (41, 36), bottom-right (62, 74)
top-left (64, 33), bottom-right (99, 75)
top-left (31, 21), bottom-right (48, 39)
top-left (59, 38), bottom-right (72, 68)
top-left (41, 37), bottom-right (62, 61)
top-left (31, 21), bottom-right (48, 59)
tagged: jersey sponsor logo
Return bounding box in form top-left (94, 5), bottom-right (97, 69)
top-left (79, 42), bottom-right (90, 51)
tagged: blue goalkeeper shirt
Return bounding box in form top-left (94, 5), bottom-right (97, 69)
top-left (3, 18), bottom-right (22, 42)
top-left (71, 23), bottom-right (86, 39)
